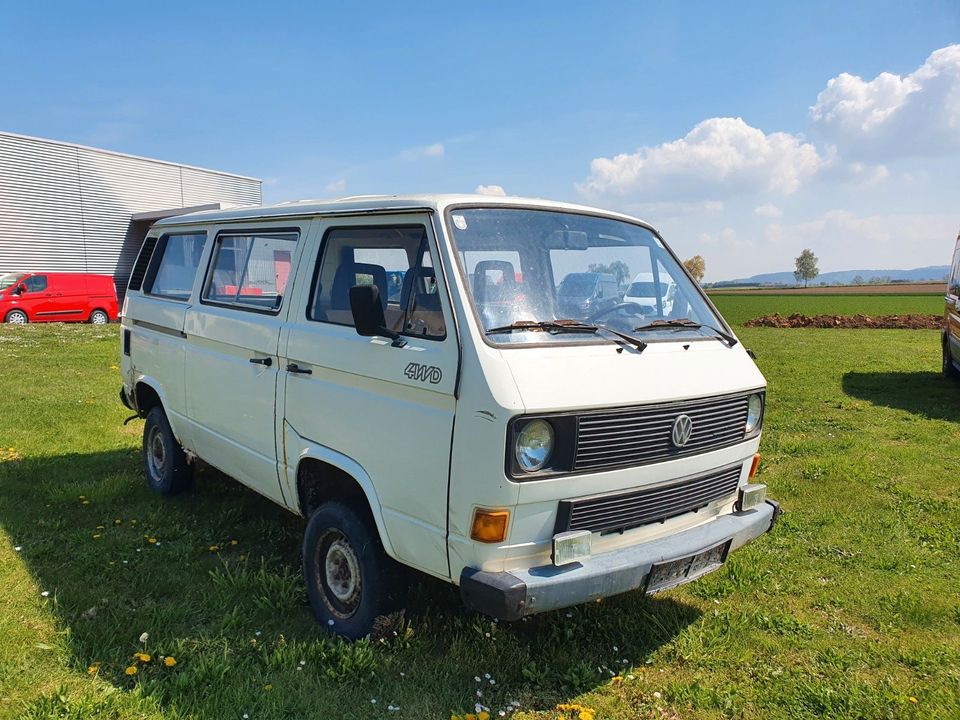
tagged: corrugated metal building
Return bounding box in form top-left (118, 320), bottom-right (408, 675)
top-left (0, 131), bottom-right (261, 294)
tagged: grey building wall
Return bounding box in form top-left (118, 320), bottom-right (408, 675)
top-left (0, 131), bottom-right (261, 291)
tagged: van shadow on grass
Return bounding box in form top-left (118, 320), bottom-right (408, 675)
top-left (842, 371), bottom-right (960, 423)
top-left (1, 448), bottom-right (701, 718)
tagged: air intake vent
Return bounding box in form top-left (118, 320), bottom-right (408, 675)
top-left (127, 237), bottom-right (158, 291)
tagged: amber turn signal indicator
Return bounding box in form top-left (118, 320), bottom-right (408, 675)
top-left (749, 453), bottom-right (761, 478)
top-left (471, 509), bottom-right (509, 543)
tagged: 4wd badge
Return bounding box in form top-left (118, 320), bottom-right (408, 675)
top-left (404, 362), bottom-right (442, 384)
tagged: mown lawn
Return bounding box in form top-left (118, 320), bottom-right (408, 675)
top-left (1, 298), bottom-right (958, 719)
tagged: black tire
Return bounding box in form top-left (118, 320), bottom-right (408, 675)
top-left (5, 309), bottom-right (28, 324)
top-left (303, 501), bottom-right (406, 640)
top-left (142, 406), bottom-right (193, 494)
top-left (89, 309), bottom-right (109, 325)
top-left (944, 336), bottom-right (960, 380)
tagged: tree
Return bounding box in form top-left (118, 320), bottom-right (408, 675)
top-left (851, 275), bottom-right (865, 285)
top-left (588, 261), bottom-right (630, 286)
top-left (683, 255), bottom-right (706, 283)
top-left (793, 249), bottom-right (819, 287)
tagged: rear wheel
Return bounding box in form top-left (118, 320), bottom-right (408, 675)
top-left (89, 309), bottom-right (109, 325)
top-left (944, 336), bottom-right (960, 380)
top-left (5, 310), bottom-right (28, 324)
top-left (142, 406), bottom-right (193, 494)
top-left (303, 501), bottom-right (406, 640)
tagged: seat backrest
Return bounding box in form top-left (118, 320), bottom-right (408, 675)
top-left (473, 260), bottom-right (516, 304)
top-left (331, 262), bottom-right (388, 312)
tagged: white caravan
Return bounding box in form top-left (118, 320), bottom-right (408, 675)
top-left (119, 195), bottom-right (778, 638)
top-left (623, 272), bottom-right (676, 316)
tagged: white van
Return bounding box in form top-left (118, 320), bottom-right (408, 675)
top-left (119, 195), bottom-right (778, 638)
top-left (623, 272), bottom-right (676, 315)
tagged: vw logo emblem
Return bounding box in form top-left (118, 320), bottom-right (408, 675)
top-left (671, 414), bottom-right (694, 447)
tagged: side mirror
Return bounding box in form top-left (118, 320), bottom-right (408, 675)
top-left (349, 285), bottom-right (407, 347)
top-left (12, 284), bottom-right (25, 295)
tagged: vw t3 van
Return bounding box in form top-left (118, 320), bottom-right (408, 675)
top-left (944, 231), bottom-right (960, 380)
top-left (1, 272), bottom-right (118, 324)
top-left (119, 195), bottom-right (778, 638)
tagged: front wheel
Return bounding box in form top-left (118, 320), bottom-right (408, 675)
top-left (944, 336), bottom-right (959, 380)
top-left (142, 406), bottom-right (193, 494)
top-left (5, 310), bottom-right (28, 324)
top-left (89, 309), bottom-right (109, 325)
top-left (303, 501), bottom-right (406, 640)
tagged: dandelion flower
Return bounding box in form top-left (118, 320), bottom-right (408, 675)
top-left (909, 697), bottom-right (918, 703)
top-left (134, 652), bottom-right (151, 662)
top-left (164, 656), bottom-right (177, 667)
top-left (87, 663), bottom-right (100, 674)
top-left (92, 534), bottom-right (101, 540)
top-left (148, 538), bottom-right (157, 544)
top-left (264, 683), bottom-right (272, 691)
top-left (125, 665), bottom-right (138, 676)
top-left (230, 539), bottom-right (238, 546)
top-left (209, 545), bottom-right (220, 552)
top-left (114, 519), bottom-right (122, 525)
top-left (479, 713), bottom-right (490, 720)
top-left (139, 632), bottom-right (149, 643)
top-left (612, 675), bottom-right (624, 684)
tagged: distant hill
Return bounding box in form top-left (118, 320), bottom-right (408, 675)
top-left (716, 265), bottom-right (950, 287)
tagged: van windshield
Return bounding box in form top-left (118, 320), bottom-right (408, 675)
top-left (0, 273), bottom-right (25, 291)
top-left (446, 207), bottom-right (724, 345)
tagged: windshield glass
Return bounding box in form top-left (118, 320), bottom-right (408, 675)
top-left (447, 207), bottom-right (724, 345)
top-left (0, 273), bottom-right (25, 291)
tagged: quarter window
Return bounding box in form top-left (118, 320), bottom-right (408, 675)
top-left (146, 233), bottom-right (206, 300)
top-left (203, 232), bottom-right (298, 312)
top-left (308, 226), bottom-right (445, 340)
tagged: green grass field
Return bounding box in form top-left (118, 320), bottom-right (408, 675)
top-left (1, 296), bottom-right (958, 719)
top-left (709, 293), bottom-right (944, 326)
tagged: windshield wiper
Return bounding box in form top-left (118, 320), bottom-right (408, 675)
top-left (486, 319), bottom-right (647, 352)
top-left (632, 319), bottom-right (738, 347)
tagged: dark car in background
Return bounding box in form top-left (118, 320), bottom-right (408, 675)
top-left (557, 272), bottom-right (621, 319)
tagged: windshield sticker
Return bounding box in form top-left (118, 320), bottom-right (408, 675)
top-left (452, 214), bottom-right (468, 230)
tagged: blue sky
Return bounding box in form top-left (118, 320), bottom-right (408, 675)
top-left (2, 1), bottom-right (959, 280)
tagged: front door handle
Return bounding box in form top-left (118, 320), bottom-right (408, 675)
top-left (249, 357), bottom-right (272, 367)
top-left (286, 363), bottom-right (312, 375)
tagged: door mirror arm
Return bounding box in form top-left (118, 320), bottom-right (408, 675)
top-left (349, 285), bottom-right (407, 348)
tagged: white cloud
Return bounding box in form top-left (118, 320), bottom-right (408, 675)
top-left (400, 142), bottom-right (445, 160)
top-left (810, 44), bottom-right (960, 160)
top-left (324, 179), bottom-right (346, 193)
top-left (475, 184), bottom-right (507, 196)
top-left (754, 203), bottom-right (782, 219)
top-left (578, 117), bottom-right (822, 202)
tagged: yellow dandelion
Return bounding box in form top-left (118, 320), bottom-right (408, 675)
top-left (148, 538), bottom-right (157, 544)
top-left (87, 663), bottom-right (100, 674)
top-left (124, 665), bottom-right (138, 676)
top-left (82, 500), bottom-right (90, 505)
top-left (579, 712), bottom-right (595, 720)
top-left (478, 713), bottom-right (490, 720)
top-left (465, 714), bottom-right (477, 720)
top-left (130, 519), bottom-right (137, 525)
top-left (114, 519), bottom-right (122, 525)
top-left (230, 539), bottom-right (238, 546)
top-left (209, 545), bottom-right (220, 552)
top-left (612, 675), bottom-right (624, 683)
top-left (264, 683), bottom-right (272, 691)
top-left (96, 525), bottom-right (105, 530)
top-left (451, 716), bottom-right (462, 720)
top-left (134, 652), bottom-right (151, 662)
top-left (92, 534), bottom-right (101, 539)
top-left (909, 697), bottom-right (918, 703)
top-left (163, 656), bottom-right (177, 667)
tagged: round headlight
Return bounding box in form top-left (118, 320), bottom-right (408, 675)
top-left (745, 393), bottom-right (764, 434)
top-left (516, 419), bottom-right (554, 472)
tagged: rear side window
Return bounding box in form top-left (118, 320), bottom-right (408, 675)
top-left (24, 275), bottom-right (47, 292)
top-left (202, 232), bottom-right (298, 313)
top-left (145, 233), bottom-right (206, 300)
top-left (308, 225), bottom-right (445, 340)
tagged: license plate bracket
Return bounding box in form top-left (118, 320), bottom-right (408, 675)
top-left (645, 539), bottom-right (731, 594)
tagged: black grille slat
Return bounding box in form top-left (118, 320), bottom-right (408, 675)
top-left (560, 467), bottom-right (742, 534)
top-left (573, 393), bottom-right (751, 471)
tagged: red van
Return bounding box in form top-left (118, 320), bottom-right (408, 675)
top-left (0, 272), bottom-right (119, 324)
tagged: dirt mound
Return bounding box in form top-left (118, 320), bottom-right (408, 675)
top-left (744, 313), bottom-right (942, 329)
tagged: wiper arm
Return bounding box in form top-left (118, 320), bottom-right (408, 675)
top-left (485, 319), bottom-right (647, 352)
top-left (632, 318), bottom-right (738, 347)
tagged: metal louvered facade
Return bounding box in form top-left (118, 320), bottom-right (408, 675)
top-left (0, 131), bottom-right (261, 294)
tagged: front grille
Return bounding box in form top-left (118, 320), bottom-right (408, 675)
top-left (574, 392), bottom-right (751, 471)
top-left (557, 464), bottom-right (742, 535)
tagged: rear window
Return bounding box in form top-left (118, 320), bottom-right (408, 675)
top-left (145, 233), bottom-right (207, 300)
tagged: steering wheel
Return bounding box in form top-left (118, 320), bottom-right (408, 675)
top-left (586, 302), bottom-right (648, 322)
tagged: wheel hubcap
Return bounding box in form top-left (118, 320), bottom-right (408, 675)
top-left (8, 313), bottom-right (26, 324)
top-left (146, 426), bottom-right (166, 480)
top-left (318, 531), bottom-right (362, 616)
top-left (92, 312), bottom-right (107, 324)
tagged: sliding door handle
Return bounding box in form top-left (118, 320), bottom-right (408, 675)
top-left (286, 363), bottom-right (312, 375)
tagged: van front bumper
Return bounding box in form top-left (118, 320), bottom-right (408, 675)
top-left (460, 500), bottom-right (779, 620)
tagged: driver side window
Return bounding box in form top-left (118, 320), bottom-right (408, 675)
top-left (24, 275), bottom-right (47, 293)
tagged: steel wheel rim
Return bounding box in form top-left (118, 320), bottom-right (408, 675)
top-left (146, 425), bottom-right (166, 481)
top-left (316, 530), bottom-right (362, 617)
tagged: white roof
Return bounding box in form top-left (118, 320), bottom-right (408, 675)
top-left (152, 193), bottom-right (654, 229)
